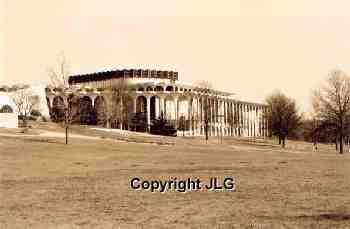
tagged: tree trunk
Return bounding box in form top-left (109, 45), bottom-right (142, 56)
top-left (205, 123), bottom-right (209, 142)
top-left (282, 136), bottom-right (286, 148)
top-left (65, 126), bottom-right (68, 145)
top-left (106, 119), bottom-right (110, 128)
top-left (23, 116), bottom-right (27, 128)
top-left (335, 137), bottom-right (338, 151)
top-left (339, 134), bottom-right (343, 154)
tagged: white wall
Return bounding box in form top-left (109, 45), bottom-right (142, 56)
top-left (0, 113), bottom-right (18, 128)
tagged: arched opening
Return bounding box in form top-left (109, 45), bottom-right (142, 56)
top-left (0, 104), bottom-right (13, 113)
top-left (155, 86), bottom-right (164, 92)
top-left (178, 96), bottom-right (190, 131)
top-left (146, 86), bottom-right (153, 92)
top-left (150, 95), bottom-right (161, 120)
top-left (134, 96), bottom-right (147, 132)
top-left (165, 86), bottom-right (173, 92)
top-left (94, 96), bottom-right (106, 126)
top-left (51, 96), bottom-right (65, 122)
top-left (136, 96), bottom-right (147, 113)
top-left (138, 87), bottom-right (144, 91)
top-left (164, 96), bottom-right (176, 126)
top-left (79, 96), bottom-right (94, 125)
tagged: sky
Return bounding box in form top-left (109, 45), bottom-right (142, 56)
top-left (1, 0), bottom-right (350, 113)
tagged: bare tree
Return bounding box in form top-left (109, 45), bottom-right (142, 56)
top-left (11, 89), bottom-right (38, 127)
top-left (312, 69), bottom-right (350, 154)
top-left (48, 52), bottom-right (70, 88)
top-left (196, 81), bottom-right (213, 142)
top-left (64, 93), bottom-right (80, 144)
top-left (102, 79), bottom-right (133, 129)
top-left (264, 91), bottom-right (301, 148)
top-left (48, 90), bottom-right (80, 144)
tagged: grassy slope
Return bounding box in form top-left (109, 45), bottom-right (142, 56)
top-left (0, 122), bottom-right (349, 228)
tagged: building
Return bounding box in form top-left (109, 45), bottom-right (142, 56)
top-left (45, 69), bottom-right (268, 137)
top-left (0, 92), bottom-right (18, 128)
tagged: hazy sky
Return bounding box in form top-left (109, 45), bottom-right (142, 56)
top-left (1, 0), bottom-right (350, 112)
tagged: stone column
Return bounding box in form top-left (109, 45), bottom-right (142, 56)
top-left (90, 95), bottom-right (97, 108)
top-left (47, 96), bottom-right (54, 108)
top-left (146, 96), bottom-right (151, 132)
top-left (258, 107), bottom-right (261, 137)
top-left (188, 98), bottom-right (193, 136)
top-left (155, 97), bottom-right (159, 119)
top-left (241, 104), bottom-right (245, 136)
top-left (248, 104), bottom-right (251, 137)
top-left (255, 106), bottom-right (258, 137)
top-left (232, 102), bottom-right (235, 136)
top-left (244, 104), bottom-right (247, 137)
top-left (174, 97), bottom-right (178, 128)
top-left (233, 102), bottom-right (236, 136)
top-left (133, 96), bottom-right (137, 113)
top-left (160, 97), bottom-right (165, 117)
top-left (63, 96), bottom-right (68, 107)
top-left (237, 103), bottom-right (242, 136)
top-left (209, 99), bottom-right (213, 136)
top-left (214, 99), bottom-right (218, 137)
top-left (245, 104), bottom-right (248, 137)
top-left (262, 108), bottom-right (265, 137)
top-left (248, 105), bottom-right (251, 137)
top-left (265, 109), bottom-right (268, 137)
top-left (253, 106), bottom-right (256, 137)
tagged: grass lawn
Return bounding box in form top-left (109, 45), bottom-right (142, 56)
top-left (0, 123), bottom-right (349, 229)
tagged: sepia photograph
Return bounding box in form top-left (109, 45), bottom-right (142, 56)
top-left (0, 1), bottom-right (350, 228)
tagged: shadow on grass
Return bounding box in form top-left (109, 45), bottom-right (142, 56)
top-left (258, 213), bottom-right (350, 221)
top-left (1, 135), bottom-right (63, 145)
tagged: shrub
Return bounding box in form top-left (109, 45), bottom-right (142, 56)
top-left (30, 109), bottom-right (42, 117)
top-left (150, 113), bottom-right (177, 137)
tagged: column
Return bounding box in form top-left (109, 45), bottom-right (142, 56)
top-left (253, 106), bottom-right (256, 137)
top-left (246, 105), bottom-right (249, 137)
top-left (147, 96), bottom-right (151, 132)
top-left (155, 97), bottom-right (159, 118)
top-left (265, 108), bottom-right (268, 137)
top-left (255, 106), bottom-right (258, 137)
top-left (47, 96), bottom-right (54, 108)
top-left (210, 99), bottom-right (213, 136)
top-left (90, 95), bottom-right (97, 108)
top-left (214, 99), bottom-right (218, 136)
top-left (133, 96), bottom-right (137, 113)
top-left (174, 97), bottom-right (178, 128)
top-left (160, 97), bottom-right (165, 117)
top-left (188, 98), bottom-right (193, 136)
top-left (195, 97), bottom-right (199, 136)
top-left (233, 102), bottom-right (237, 136)
top-left (242, 104), bottom-right (245, 136)
top-left (63, 96), bottom-right (68, 108)
top-left (244, 104), bottom-right (247, 137)
top-left (248, 105), bottom-right (251, 137)
top-left (258, 107), bottom-right (261, 137)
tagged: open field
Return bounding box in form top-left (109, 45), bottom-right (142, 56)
top-left (0, 123), bottom-right (350, 229)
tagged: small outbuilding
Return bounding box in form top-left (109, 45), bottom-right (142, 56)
top-left (0, 92), bottom-right (18, 128)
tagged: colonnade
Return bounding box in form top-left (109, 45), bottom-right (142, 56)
top-left (130, 93), bottom-right (268, 137)
top-left (46, 90), bottom-right (268, 137)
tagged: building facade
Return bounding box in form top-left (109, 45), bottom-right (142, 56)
top-left (45, 69), bottom-right (268, 137)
